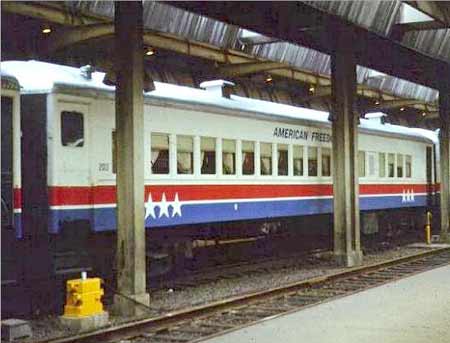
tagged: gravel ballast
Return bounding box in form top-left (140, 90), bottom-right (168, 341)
top-left (20, 244), bottom-right (439, 342)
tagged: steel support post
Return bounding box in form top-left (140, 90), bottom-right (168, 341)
top-left (330, 26), bottom-right (363, 267)
top-left (114, 1), bottom-right (150, 316)
top-left (439, 80), bottom-right (450, 243)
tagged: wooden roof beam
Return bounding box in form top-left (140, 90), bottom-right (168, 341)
top-left (365, 98), bottom-right (424, 112)
top-left (1, 1), bottom-right (100, 25)
top-left (215, 62), bottom-right (288, 77)
top-left (44, 23), bottom-right (113, 54)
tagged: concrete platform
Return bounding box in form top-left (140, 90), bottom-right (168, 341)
top-left (204, 265), bottom-right (450, 343)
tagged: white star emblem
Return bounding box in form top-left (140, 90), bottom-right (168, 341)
top-left (145, 193), bottom-right (156, 219)
top-left (402, 190), bottom-right (406, 203)
top-left (410, 189), bottom-right (415, 202)
top-left (171, 193), bottom-right (182, 217)
top-left (159, 193), bottom-right (170, 218)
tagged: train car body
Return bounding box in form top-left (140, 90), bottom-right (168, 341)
top-left (1, 60), bottom-right (441, 316)
top-left (1, 60), bottom-right (439, 240)
top-left (1, 71), bottom-right (21, 234)
top-left (1, 70), bottom-right (23, 310)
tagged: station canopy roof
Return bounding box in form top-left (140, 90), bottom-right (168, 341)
top-left (66, 1), bottom-right (449, 103)
top-left (2, 1), bottom-right (449, 128)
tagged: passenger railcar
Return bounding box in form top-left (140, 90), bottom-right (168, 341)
top-left (1, 71), bottom-right (23, 301)
top-left (1, 60), bottom-right (439, 273)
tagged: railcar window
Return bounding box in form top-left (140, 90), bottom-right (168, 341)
top-left (278, 144), bottom-right (288, 176)
top-left (293, 145), bottom-right (304, 176)
top-left (322, 148), bottom-right (331, 177)
top-left (379, 153), bottom-right (386, 177)
top-left (151, 133), bottom-right (169, 174)
top-left (358, 151), bottom-right (366, 177)
top-left (242, 141), bottom-right (255, 175)
top-left (388, 153), bottom-right (395, 177)
top-left (61, 111), bottom-right (84, 147)
top-left (406, 155), bottom-right (412, 178)
top-left (223, 139), bottom-right (236, 175)
top-left (260, 142), bottom-right (272, 175)
top-left (308, 147), bottom-right (318, 176)
top-left (112, 130), bottom-right (117, 174)
top-left (201, 137), bottom-right (216, 174)
top-left (177, 135), bottom-right (193, 174)
top-left (397, 154), bottom-right (404, 178)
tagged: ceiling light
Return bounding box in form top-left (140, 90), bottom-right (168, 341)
top-left (375, 100), bottom-right (380, 105)
top-left (145, 47), bottom-right (155, 56)
top-left (309, 85), bottom-right (315, 93)
top-left (400, 107), bottom-right (405, 111)
top-left (265, 74), bottom-right (273, 83)
top-left (42, 26), bottom-right (52, 34)
top-left (422, 112), bottom-right (427, 117)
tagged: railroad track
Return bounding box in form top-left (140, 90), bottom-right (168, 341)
top-left (148, 247), bottom-right (329, 291)
top-left (44, 247), bottom-right (450, 343)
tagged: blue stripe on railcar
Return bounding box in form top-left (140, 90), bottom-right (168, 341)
top-left (41, 194), bottom-right (427, 233)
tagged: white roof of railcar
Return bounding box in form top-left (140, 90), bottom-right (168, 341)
top-left (1, 60), bottom-right (438, 144)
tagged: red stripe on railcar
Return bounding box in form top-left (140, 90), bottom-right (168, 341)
top-left (13, 188), bottom-right (22, 208)
top-left (38, 183), bottom-right (431, 207)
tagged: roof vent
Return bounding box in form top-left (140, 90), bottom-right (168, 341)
top-left (80, 65), bottom-right (94, 80)
top-left (200, 80), bottom-right (235, 99)
top-left (364, 112), bottom-right (387, 125)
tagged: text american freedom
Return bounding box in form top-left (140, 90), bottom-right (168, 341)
top-left (273, 127), bottom-right (331, 142)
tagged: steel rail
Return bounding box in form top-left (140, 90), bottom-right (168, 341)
top-left (39, 246), bottom-right (450, 343)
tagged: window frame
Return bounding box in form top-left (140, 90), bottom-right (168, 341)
top-left (150, 132), bottom-right (170, 175)
top-left (200, 136), bottom-right (217, 175)
top-left (242, 140), bottom-right (255, 176)
top-left (321, 147), bottom-right (332, 177)
top-left (405, 155), bottom-right (412, 178)
top-left (397, 153), bottom-right (404, 178)
top-left (177, 135), bottom-right (194, 175)
top-left (260, 142), bottom-right (273, 176)
top-left (293, 144), bottom-right (304, 177)
top-left (277, 143), bottom-right (289, 176)
top-left (61, 111), bottom-right (85, 147)
top-left (388, 153), bottom-right (395, 178)
top-left (307, 146), bottom-right (318, 177)
top-left (358, 150), bottom-right (366, 178)
top-left (222, 138), bottom-right (237, 176)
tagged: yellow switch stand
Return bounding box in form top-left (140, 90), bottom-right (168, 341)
top-left (60, 276), bottom-right (109, 332)
top-left (64, 277), bottom-right (104, 317)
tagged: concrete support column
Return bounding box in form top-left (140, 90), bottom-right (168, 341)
top-left (114, 1), bottom-right (150, 316)
top-left (439, 81), bottom-right (450, 243)
top-left (330, 26), bottom-right (363, 267)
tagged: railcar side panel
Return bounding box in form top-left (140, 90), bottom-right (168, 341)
top-left (42, 93), bottom-right (432, 233)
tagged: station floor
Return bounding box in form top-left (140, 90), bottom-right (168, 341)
top-left (204, 264), bottom-right (450, 343)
